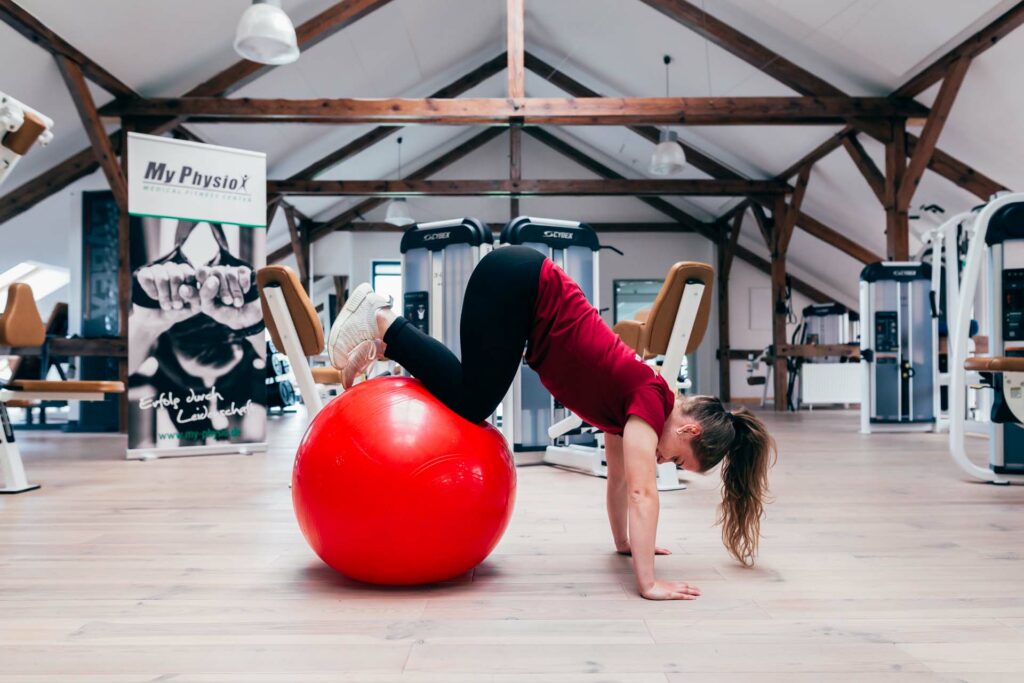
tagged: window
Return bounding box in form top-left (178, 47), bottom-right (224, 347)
top-left (613, 279), bottom-right (663, 324)
top-left (371, 260), bottom-right (402, 307)
top-left (0, 261), bottom-right (70, 310)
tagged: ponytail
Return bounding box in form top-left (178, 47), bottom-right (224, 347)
top-left (677, 397), bottom-right (777, 566)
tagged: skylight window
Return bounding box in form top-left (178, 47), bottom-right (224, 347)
top-left (0, 261), bottom-right (70, 310)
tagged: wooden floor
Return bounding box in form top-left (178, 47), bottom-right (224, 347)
top-left (2, 409), bottom-right (1023, 682)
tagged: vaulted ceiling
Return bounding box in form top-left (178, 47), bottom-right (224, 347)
top-left (3, 0), bottom-right (1022, 307)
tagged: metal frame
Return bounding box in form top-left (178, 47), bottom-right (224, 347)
top-left (949, 192), bottom-right (1024, 483)
top-left (262, 285), bottom-right (324, 416)
top-left (1, 387), bottom-right (105, 493)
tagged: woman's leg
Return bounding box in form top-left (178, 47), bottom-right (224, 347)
top-left (382, 246), bottom-right (546, 423)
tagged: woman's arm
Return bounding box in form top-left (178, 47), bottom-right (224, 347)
top-left (622, 415), bottom-right (701, 601)
top-left (604, 433), bottom-right (630, 553)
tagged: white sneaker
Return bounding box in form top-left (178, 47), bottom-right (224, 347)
top-left (340, 339), bottom-right (383, 389)
top-left (327, 283), bottom-right (392, 370)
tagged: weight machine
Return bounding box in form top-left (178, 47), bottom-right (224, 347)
top-left (949, 192), bottom-right (1024, 484)
top-left (859, 262), bottom-right (938, 433)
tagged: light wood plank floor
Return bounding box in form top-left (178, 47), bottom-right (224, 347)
top-left (1, 408), bottom-right (1023, 682)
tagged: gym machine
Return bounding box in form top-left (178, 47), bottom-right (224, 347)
top-left (498, 217), bottom-right (603, 461)
top-left (949, 192), bottom-right (1024, 483)
top-left (399, 218), bottom-right (507, 435)
top-left (400, 218), bottom-right (494, 360)
top-left (918, 209), bottom-right (990, 431)
top-left (859, 262), bottom-right (938, 433)
top-left (0, 91), bottom-right (54, 189)
top-left (789, 303), bottom-right (861, 409)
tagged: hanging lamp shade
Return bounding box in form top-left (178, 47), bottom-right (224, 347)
top-left (385, 197), bottom-right (415, 227)
top-left (234, 0), bottom-right (300, 66)
top-left (649, 129), bottom-right (687, 176)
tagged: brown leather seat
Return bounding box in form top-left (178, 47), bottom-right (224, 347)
top-left (612, 262), bottom-right (714, 357)
top-left (0, 283), bottom-right (46, 347)
top-left (964, 356), bottom-right (1024, 373)
top-left (256, 266), bottom-right (324, 356)
top-left (9, 380), bottom-right (125, 393)
top-left (1, 111), bottom-right (47, 155)
top-left (311, 367), bottom-right (343, 385)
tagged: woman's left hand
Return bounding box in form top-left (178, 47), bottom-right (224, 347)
top-left (616, 542), bottom-right (672, 556)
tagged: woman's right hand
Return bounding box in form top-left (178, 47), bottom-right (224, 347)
top-left (639, 579), bottom-right (701, 601)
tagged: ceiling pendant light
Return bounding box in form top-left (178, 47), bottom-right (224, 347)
top-left (385, 137), bottom-right (415, 227)
top-left (234, 0), bottom-right (300, 66)
top-left (649, 55), bottom-right (687, 177)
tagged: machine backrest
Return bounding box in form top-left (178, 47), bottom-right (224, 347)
top-left (644, 262), bottom-right (714, 355)
top-left (256, 266), bottom-right (323, 356)
top-left (1, 111), bottom-right (47, 155)
top-left (0, 283), bottom-right (46, 347)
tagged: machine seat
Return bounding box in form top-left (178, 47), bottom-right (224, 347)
top-left (964, 357), bottom-right (1024, 373)
top-left (256, 266), bottom-right (324, 356)
top-left (611, 263), bottom-right (713, 359)
top-left (310, 367), bottom-right (343, 385)
top-left (7, 380), bottom-right (124, 393)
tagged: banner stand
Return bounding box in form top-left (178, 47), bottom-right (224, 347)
top-left (125, 133), bottom-right (269, 460)
top-left (127, 442), bottom-right (268, 460)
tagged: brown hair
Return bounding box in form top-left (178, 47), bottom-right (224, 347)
top-left (678, 395), bottom-right (776, 567)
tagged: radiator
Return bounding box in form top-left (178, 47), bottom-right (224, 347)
top-left (801, 363), bottom-right (861, 406)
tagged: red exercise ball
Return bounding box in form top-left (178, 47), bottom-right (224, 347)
top-left (292, 376), bottom-right (516, 585)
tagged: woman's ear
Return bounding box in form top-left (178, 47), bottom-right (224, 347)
top-left (679, 422), bottom-right (702, 437)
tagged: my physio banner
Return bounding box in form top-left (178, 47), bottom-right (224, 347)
top-left (127, 132), bottom-right (267, 228)
top-left (126, 134), bottom-right (268, 459)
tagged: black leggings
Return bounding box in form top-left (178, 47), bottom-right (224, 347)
top-left (383, 246), bottom-right (546, 423)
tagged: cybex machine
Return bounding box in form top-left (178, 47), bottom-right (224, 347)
top-left (859, 262), bottom-right (937, 433)
top-left (399, 218), bottom-right (493, 360)
top-left (949, 193), bottom-right (1024, 483)
top-left (499, 217), bottom-right (603, 461)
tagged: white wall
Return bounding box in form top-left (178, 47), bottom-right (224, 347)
top-left (0, 169), bottom-right (110, 329)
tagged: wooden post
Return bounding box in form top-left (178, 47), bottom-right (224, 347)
top-left (284, 205), bottom-right (310, 290)
top-left (718, 208), bottom-right (743, 403)
top-left (507, 0), bottom-right (525, 99)
top-left (509, 124), bottom-right (522, 218)
top-left (885, 118), bottom-right (909, 261)
top-left (334, 275), bottom-right (349, 317)
top-left (117, 119), bottom-right (134, 433)
top-left (770, 197), bottom-right (789, 411)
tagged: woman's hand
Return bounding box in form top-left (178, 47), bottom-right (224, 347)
top-left (196, 266), bottom-right (261, 330)
top-left (616, 542), bottom-right (672, 556)
top-left (639, 579), bottom-right (701, 601)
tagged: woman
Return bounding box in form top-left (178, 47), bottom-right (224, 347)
top-left (328, 246), bottom-right (775, 601)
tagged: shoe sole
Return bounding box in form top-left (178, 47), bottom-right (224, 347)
top-left (328, 283), bottom-right (373, 368)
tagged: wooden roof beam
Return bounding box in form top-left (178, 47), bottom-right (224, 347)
top-left (507, 0), bottom-right (525, 98)
top-left (841, 133), bottom-right (886, 205)
top-left (896, 1), bottom-right (1024, 98)
top-left (55, 56), bottom-right (127, 210)
top-left (637, 0), bottom-right (845, 97)
top-left (0, 0), bottom-right (393, 225)
top-left (522, 127), bottom-right (716, 240)
top-left (524, 53), bottom-right (877, 265)
top-left (897, 56), bottom-right (972, 210)
top-left (100, 96), bottom-right (927, 125)
top-left (267, 178), bottom-right (790, 197)
top-left (0, 0), bottom-right (134, 97)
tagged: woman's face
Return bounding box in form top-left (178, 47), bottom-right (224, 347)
top-left (656, 409), bottom-right (703, 472)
